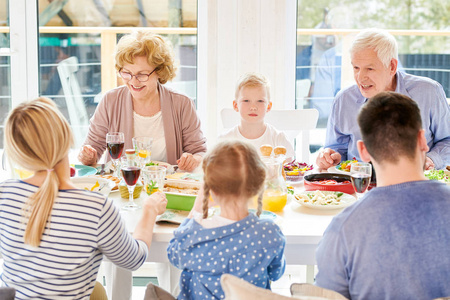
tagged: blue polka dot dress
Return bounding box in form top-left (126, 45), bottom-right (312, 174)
top-left (167, 213), bottom-right (286, 299)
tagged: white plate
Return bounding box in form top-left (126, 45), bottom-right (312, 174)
top-left (293, 191), bottom-right (357, 210)
top-left (327, 166), bottom-right (350, 175)
top-left (71, 177), bottom-right (115, 196)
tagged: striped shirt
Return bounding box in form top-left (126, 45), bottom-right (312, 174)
top-left (0, 179), bottom-right (148, 299)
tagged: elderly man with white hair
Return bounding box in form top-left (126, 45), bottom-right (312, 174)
top-left (316, 28), bottom-right (450, 171)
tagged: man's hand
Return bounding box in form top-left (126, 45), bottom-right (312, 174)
top-left (78, 145), bottom-right (98, 166)
top-left (177, 153), bottom-right (202, 172)
top-left (316, 148), bottom-right (342, 170)
top-left (424, 156), bottom-right (435, 170)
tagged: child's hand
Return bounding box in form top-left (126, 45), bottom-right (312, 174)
top-left (143, 191), bottom-right (167, 215)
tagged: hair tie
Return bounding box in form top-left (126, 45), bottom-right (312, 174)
top-left (47, 169), bottom-right (54, 172)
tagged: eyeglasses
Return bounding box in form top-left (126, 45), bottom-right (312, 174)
top-left (119, 67), bottom-right (158, 82)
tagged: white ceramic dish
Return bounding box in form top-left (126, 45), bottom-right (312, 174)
top-left (71, 177), bottom-right (115, 196)
top-left (293, 190), bottom-right (357, 210)
top-left (327, 166), bottom-right (350, 175)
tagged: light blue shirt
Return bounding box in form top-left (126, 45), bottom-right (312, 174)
top-left (167, 213), bottom-right (286, 300)
top-left (325, 71), bottom-right (450, 169)
top-left (315, 180), bottom-right (450, 300)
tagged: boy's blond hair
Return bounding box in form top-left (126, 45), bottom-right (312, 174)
top-left (235, 72), bottom-right (271, 100)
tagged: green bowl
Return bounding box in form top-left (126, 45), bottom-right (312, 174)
top-left (165, 193), bottom-right (196, 211)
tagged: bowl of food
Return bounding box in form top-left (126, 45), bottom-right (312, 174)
top-left (163, 176), bottom-right (201, 211)
top-left (283, 161), bottom-right (314, 182)
top-left (304, 173), bottom-right (354, 195)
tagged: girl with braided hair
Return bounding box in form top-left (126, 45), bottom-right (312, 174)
top-left (167, 140), bottom-right (286, 300)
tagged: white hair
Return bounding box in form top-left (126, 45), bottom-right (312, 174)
top-left (350, 28), bottom-right (398, 68)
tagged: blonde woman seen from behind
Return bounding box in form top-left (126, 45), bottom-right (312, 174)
top-left (166, 140), bottom-right (286, 300)
top-left (1, 97), bottom-right (167, 299)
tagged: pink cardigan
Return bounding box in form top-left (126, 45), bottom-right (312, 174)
top-left (83, 83), bottom-right (207, 165)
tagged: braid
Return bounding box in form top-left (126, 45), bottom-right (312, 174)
top-left (202, 184), bottom-right (210, 219)
top-left (256, 191), bottom-right (263, 217)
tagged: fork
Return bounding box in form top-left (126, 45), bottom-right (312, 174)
top-left (98, 182), bottom-right (108, 191)
top-left (99, 163), bottom-right (106, 175)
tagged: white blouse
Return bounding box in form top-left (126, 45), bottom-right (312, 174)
top-left (133, 111), bottom-right (167, 162)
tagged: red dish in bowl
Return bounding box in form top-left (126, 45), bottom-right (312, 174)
top-left (304, 173), bottom-right (355, 195)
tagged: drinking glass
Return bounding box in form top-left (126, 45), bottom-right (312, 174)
top-left (143, 166), bottom-right (166, 195)
top-left (350, 162), bottom-right (372, 199)
top-left (121, 160), bottom-right (141, 210)
top-left (132, 136), bottom-right (153, 169)
top-left (106, 132), bottom-right (125, 178)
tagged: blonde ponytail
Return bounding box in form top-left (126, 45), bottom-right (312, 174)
top-left (23, 171), bottom-right (60, 246)
top-left (5, 97), bottom-right (73, 247)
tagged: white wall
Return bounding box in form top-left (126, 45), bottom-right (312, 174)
top-left (197, 0), bottom-right (297, 147)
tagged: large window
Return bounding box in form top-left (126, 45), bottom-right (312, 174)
top-left (0, 0), bottom-right (9, 153)
top-left (37, 0), bottom-right (197, 147)
top-left (296, 0), bottom-right (450, 153)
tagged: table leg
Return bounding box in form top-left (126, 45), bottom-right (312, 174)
top-left (104, 262), bottom-right (132, 300)
top-left (156, 263), bottom-right (181, 296)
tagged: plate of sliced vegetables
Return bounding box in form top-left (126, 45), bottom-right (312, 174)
top-left (293, 190), bottom-right (357, 210)
top-left (328, 158), bottom-right (359, 174)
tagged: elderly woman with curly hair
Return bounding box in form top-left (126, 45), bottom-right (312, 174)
top-left (78, 30), bottom-right (206, 172)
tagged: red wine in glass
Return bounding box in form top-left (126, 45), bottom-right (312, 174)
top-left (122, 167), bottom-right (141, 186)
top-left (351, 174), bottom-right (371, 193)
top-left (107, 142), bottom-right (124, 160)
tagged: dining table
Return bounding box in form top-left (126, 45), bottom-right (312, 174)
top-left (103, 176), bottom-right (351, 300)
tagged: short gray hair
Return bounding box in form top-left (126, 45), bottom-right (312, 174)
top-left (350, 28), bottom-right (398, 68)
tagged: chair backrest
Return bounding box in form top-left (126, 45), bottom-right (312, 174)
top-left (221, 273), bottom-right (333, 300)
top-left (290, 283), bottom-right (348, 300)
top-left (220, 108), bottom-right (319, 163)
top-left (57, 56), bottom-right (89, 146)
top-left (0, 287), bottom-right (16, 300)
top-left (296, 79), bottom-right (312, 109)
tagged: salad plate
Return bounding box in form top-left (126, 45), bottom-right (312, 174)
top-left (424, 170), bottom-right (450, 185)
top-left (293, 190), bottom-right (356, 210)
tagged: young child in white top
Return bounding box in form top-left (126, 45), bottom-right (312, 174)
top-left (220, 72), bottom-right (295, 161)
top-left (167, 140), bottom-right (286, 300)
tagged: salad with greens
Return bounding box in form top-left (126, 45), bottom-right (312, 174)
top-left (424, 170), bottom-right (450, 184)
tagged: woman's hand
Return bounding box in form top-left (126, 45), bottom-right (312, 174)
top-left (177, 153), bottom-right (202, 172)
top-left (78, 145), bottom-right (98, 166)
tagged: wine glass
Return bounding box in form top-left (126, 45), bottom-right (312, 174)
top-left (106, 132), bottom-right (125, 178)
top-left (121, 160), bottom-right (141, 210)
top-left (350, 162), bottom-right (372, 199)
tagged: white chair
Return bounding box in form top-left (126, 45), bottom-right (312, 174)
top-left (220, 108), bottom-right (319, 163)
top-left (296, 79), bottom-right (312, 109)
top-left (57, 56), bottom-right (89, 147)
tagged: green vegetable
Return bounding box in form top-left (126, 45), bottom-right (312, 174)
top-left (424, 170), bottom-right (449, 182)
top-left (146, 162), bottom-right (159, 167)
top-left (335, 192), bottom-right (344, 197)
top-left (146, 180), bottom-right (158, 195)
